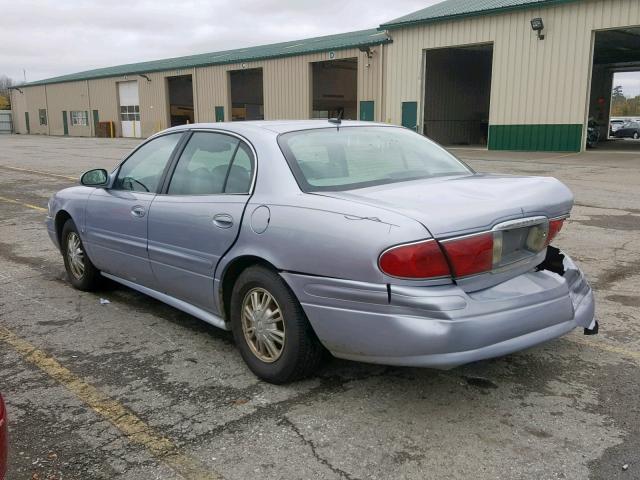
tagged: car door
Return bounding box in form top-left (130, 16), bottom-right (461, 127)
top-left (84, 132), bottom-right (185, 287)
top-left (147, 130), bottom-right (255, 312)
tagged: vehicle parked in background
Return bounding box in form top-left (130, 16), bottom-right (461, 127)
top-left (614, 121), bottom-right (640, 139)
top-left (46, 121), bottom-right (597, 383)
top-left (587, 119), bottom-right (600, 148)
top-left (0, 394), bottom-right (7, 480)
top-left (609, 119), bottom-right (625, 136)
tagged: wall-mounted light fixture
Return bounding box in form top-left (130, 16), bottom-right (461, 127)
top-left (531, 17), bottom-right (545, 40)
top-left (138, 74), bottom-right (151, 82)
top-left (358, 45), bottom-right (374, 59)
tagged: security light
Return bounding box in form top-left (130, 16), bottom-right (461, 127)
top-left (359, 46), bottom-right (374, 59)
top-left (531, 17), bottom-right (545, 40)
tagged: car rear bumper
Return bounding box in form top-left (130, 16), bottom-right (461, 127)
top-left (282, 251), bottom-right (595, 369)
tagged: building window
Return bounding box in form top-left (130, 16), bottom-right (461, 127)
top-left (120, 105), bottom-right (140, 122)
top-left (38, 109), bottom-right (47, 126)
top-left (71, 111), bottom-right (88, 126)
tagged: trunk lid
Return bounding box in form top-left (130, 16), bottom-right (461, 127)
top-left (323, 173), bottom-right (573, 238)
top-left (323, 173), bottom-right (574, 291)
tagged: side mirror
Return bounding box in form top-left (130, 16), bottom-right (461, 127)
top-left (80, 168), bottom-right (108, 186)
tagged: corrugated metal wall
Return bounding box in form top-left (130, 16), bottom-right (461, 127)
top-left (45, 81), bottom-right (91, 136)
top-left (22, 85), bottom-right (48, 135)
top-left (10, 89), bottom-right (27, 134)
top-left (10, 47), bottom-right (382, 138)
top-left (383, 0), bottom-right (640, 129)
top-left (196, 47), bottom-right (382, 122)
top-left (88, 77), bottom-right (122, 137)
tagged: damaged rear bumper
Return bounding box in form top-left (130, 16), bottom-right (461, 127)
top-left (282, 250), bottom-right (595, 369)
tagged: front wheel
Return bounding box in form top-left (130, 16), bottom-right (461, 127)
top-left (230, 266), bottom-right (323, 383)
top-left (634, 132), bottom-right (639, 140)
top-left (61, 219), bottom-right (101, 291)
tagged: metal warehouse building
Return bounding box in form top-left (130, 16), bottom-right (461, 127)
top-left (9, 0), bottom-right (640, 152)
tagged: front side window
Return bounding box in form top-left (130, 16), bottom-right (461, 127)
top-left (167, 132), bottom-right (253, 195)
top-left (39, 109), bottom-right (47, 126)
top-left (114, 133), bottom-right (182, 192)
top-left (70, 111), bottom-right (88, 126)
top-left (278, 126), bottom-right (472, 192)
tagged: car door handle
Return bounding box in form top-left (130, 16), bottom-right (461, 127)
top-left (213, 213), bottom-right (233, 229)
top-left (131, 205), bottom-right (146, 218)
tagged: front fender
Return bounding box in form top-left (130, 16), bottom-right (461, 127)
top-left (47, 186), bottom-right (96, 249)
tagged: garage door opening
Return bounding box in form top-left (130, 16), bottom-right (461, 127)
top-left (229, 68), bottom-right (264, 121)
top-left (423, 44), bottom-right (493, 147)
top-left (587, 27), bottom-right (640, 151)
top-left (167, 75), bottom-right (194, 127)
top-left (311, 58), bottom-right (357, 120)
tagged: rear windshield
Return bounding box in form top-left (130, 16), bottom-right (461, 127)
top-left (278, 126), bottom-right (472, 192)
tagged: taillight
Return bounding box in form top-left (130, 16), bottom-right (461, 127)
top-left (440, 232), bottom-right (495, 277)
top-left (546, 218), bottom-right (565, 245)
top-left (379, 239), bottom-right (451, 279)
top-left (379, 217), bottom-right (565, 280)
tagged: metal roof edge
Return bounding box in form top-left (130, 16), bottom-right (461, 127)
top-left (379, 0), bottom-right (580, 30)
top-left (18, 31), bottom-right (392, 88)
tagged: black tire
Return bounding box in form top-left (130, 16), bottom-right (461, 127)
top-left (634, 132), bottom-right (639, 140)
top-left (230, 266), bottom-right (323, 384)
top-left (61, 219), bottom-right (101, 291)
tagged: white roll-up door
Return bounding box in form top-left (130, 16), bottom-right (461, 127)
top-left (118, 81), bottom-right (141, 138)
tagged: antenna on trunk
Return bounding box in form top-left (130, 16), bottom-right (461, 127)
top-left (328, 110), bottom-right (343, 131)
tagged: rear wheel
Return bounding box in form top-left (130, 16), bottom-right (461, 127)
top-left (61, 219), bottom-right (101, 291)
top-left (230, 266), bottom-right (323, 383)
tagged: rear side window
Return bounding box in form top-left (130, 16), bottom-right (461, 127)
top-left (114, 133), bottom-right (182, 192)
top-left (167, 132), bottom-right (254, 195)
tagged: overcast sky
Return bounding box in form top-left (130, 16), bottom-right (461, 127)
top-left (1, 0), bottom-right (434, 83)
top-left (613, 72), bottom-right (640, 98)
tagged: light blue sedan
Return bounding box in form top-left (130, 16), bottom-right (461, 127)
top-left (46, 121), bottom-right (597, 383)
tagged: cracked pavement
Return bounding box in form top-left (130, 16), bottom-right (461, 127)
top-left (0, 135), bottom-right (639, 479)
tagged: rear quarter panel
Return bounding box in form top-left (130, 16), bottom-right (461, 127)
top-left (219, 192), bottom-right (432, 284)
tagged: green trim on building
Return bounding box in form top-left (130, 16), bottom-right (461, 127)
top-left (488, 124), bottom-right (583, 152)
top-left (380, 0), bottom-right (579, 30)
top-left (17, 29), bottom-right (391, 88)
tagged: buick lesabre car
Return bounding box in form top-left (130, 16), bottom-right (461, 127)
top-left (46, 121), bottom-right (597, 383)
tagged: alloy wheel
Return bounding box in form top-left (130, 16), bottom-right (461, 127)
top-left (66, 232), bottom-right (85, 279)
top-left (241, 287), bottom-right (285, 362)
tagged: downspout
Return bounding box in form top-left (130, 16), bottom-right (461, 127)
top-left (44, 84), bottom-right (50, 135)
top-left (86, 80), bottom-right (93, 137)
top-left (378, 41), bottom-right (385, 123)
top-left (193, 67), bottom-right (199, 123)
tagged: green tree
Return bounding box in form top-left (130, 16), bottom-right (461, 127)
top-left (0, 75), bottom-right (14, 110)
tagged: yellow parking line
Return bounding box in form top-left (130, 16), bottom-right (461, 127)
top-left (0, 195), bottom-right (47, 212)
top-left (0, 164), bottom-right (77, 181)
top-left (0, 326), bottom-right (221, 480)
top-left (565, 335), bottom-right (640, 363)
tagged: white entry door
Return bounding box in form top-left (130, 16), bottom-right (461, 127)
top-left (118, 81), bottom-right (141, 138)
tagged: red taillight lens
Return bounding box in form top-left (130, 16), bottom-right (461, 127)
top-left (379, 239), bottom-right (451, 279)
top-left (546, 218), bottom-right (565, 245)
top-left (440, 232), bottom-right (494, 278)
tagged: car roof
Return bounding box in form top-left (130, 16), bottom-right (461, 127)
top-left (162, 120), bottom-right (395, 136)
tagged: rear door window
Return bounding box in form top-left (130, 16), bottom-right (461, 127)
top-left (167, 132), bottom-right (254, 195)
